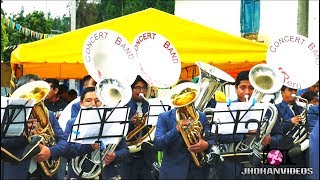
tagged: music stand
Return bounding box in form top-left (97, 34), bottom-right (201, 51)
top-left (68, 106), bottom-right (130, 179)
top-left (1, 97), bottom-right (41, 179)
top-left (145, 101), bottom-right (171, 139)
top-left (206, 102), bottom-right (268, 164)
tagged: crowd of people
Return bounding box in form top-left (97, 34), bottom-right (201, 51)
top-left (1, 69), bottom-right (319, 180)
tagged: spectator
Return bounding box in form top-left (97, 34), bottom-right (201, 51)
top-left (68, 89), bottom-right (78, 102)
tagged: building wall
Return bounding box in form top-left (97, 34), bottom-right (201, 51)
top-left (175, 0), bottom-right (319, 44)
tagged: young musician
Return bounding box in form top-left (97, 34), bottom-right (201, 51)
top-left (216, 70), bottom-right (283, 179)
top-left (119, 75), bottom-right (156, 179)
top-left (1, 74), bottom-right (68, 179)
top-left (65, 87), bottom-right (129, 179)
top-left (276, 85), bottom-right (308, 179)
top-left (153, 80), bottom-right (214, 179)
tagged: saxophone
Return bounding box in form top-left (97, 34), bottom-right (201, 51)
top-left (11, 80), bottom-right (60, 176)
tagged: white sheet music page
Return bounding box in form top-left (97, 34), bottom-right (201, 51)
top-left (69, 107), bottom-right (129, 145)
top-left (1, 97), bottom-right (35, 136)
top-left (211, 102), bottom-right (269, 134)
top-left (147, 97), bottom-right (171, 126)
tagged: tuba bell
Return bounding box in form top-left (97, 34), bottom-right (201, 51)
top-left (169, 82), bottom-right (205, 167)
top-left (195, 61), bottom-right (235, 111)
top-left (9, 80), bottom-right (61, 176)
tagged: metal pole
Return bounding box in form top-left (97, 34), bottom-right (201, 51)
top-left (69, 0), bottom-right (77, 90)
top-left (297, 0), bottom-right (309, 37)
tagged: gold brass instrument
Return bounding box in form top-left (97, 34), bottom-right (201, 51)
top-left (169, 82), bottom-right (205, 167)
top-left (10, 80), bottom-right (60, 176)
top-left (73, 29), bottom-right (136, 178)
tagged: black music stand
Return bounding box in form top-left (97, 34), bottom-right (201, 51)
top-left (206, 102), bottom-right (268, 167)
top-left (68, 106), bottom-right (130, 179)
top-left (1, 98), bottom-right (41, 179)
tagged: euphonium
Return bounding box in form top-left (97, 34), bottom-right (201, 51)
top-left (169, 82), bottom-right (205, 167)
top-left (10, 80), bottom-right (60, 176)
top-left (126, 93), bottom-right (156, 153)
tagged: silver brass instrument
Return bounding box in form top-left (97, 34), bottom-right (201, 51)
top-left (195, 61), bottom-right (235, 111)
top-left (72, 29), bottom-right (136, 178)
top-left (10, 80), bottom-right (61, 176)
top-left (206, 64), bottom-right (283, 164)
top-left (170, 82), bottom-right (205, 167)
top-left (284, 94), bottom-right (310, 154)
top-left (236, 64), bottom-right (283, 153)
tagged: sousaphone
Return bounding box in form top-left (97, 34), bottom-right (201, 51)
top-left (267, 33), bottom-right (319, 154)
top-left (71, 29), bottom-right (138, 179)
top-left (126, 31), bottom-right (181, 153)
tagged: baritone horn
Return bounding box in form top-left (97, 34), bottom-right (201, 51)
top-left (10, 80), bottom-right (61, 176)
top-left (71, 29), bottom-right (137, 179)
top-left (169, 82), bottom-right (205, 167)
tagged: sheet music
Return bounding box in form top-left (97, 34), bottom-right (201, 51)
top-left (147, 98), bottom-right (171, 126)
top-left (69, 107), bottom-right (129, 144)
top-left (211, 102), bottom-right (268, 134)
top-left (1, 96), bottom-right (35, 136)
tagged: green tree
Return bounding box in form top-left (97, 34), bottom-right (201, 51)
top-left (76, 0), bottom-right (99, 28)
top-left (1, 17), bottom-right (9, 62)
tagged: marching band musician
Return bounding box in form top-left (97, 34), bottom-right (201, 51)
top-left (215, 70), bottom-right (283, 179)
top-left (153, 80), bottom-right (214, 179)
top-left (309, 120), bottom-right (319, 180)
top-left (65, 87), bottom-right (130, 179)
top-left (276, 85), bottom-right (308, 180)
top-left (1, 74), bottom-right (68, 180)
top-left (119, 75), bottom-right (156, 179)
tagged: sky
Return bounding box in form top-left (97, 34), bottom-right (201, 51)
top-left (2, 0), bottom-right (71, 18)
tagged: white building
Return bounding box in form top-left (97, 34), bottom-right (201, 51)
top-left (175, 0), bottom-right (319, 44)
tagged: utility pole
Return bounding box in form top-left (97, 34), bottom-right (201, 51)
top-left (69, 0), bottom-right (77, 91)
top-left (297, 0), bottom-right (309, 37)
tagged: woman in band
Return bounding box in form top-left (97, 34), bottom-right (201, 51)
top-left (153, 80), bottom-right (214, 179)
top-left (119, 75), bottom-right (156, 179)
top-left (1, 74), bottom-right (68, 180)
top-left (65, 87), bottom-right (129, 179)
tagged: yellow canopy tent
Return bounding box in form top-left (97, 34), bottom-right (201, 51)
top-left (11, 8), bottom-right (267, 80)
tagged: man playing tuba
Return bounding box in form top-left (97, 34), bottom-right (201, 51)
top-left (153, 80), bottom-right (214, 179)
top-left (1, 74), bottom-right (68, 179)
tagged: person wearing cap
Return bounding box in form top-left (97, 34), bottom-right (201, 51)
top-left (276, 85), bottom-right (308, 179)
top-left (213, 70), bottom-right (283, 179)
top-left (297, 81), bottom-right (319, 96)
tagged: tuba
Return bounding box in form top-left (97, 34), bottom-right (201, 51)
top-left (71, 29), bottom-right (137, 178)
top-left (266, 34), bottom-right (318, 155)
top-left (10, 80), bottom-right (61, 176)
top-left (195, 61), bottom-right (235, 111)
top-left (126, 31), bottom-right (181, 153)
top-left (169, 82), bottom-right (205, 167)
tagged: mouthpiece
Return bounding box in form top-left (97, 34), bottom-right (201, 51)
top-left (139, 93), bottom-right (148, 102)
top-left (291, 94), bottom-right (298, 99)
top-left (244, 94), bottom-right (249, 102)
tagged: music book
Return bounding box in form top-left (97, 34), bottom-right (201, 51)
top-left (210, 102), bottom-right (268, 134)
top-left (69, 106), bottom-right (130, 145)
top-left (1, 96), bottom-right (35, 137)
